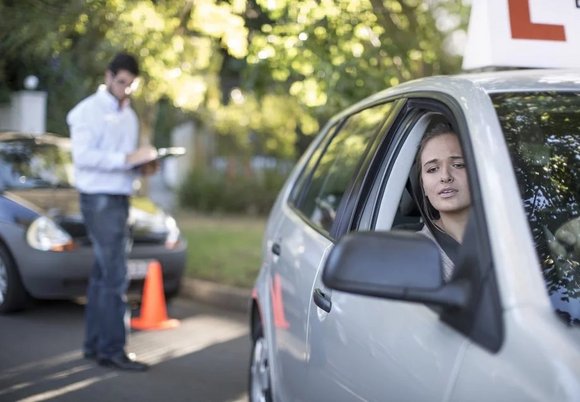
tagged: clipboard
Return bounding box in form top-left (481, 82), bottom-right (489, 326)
top-left (132, 147), bottom-right (186, 169)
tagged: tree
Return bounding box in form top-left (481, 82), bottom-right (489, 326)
top-left (0, 0), bottom-right (249, 141)
top-left (241, 0), bottom-right (469, 153)
top-left (0, 0), bottom-right (469, 161)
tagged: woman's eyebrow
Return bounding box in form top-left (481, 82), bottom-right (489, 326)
top-left (423, 155), bottom-right (463, 167)
top-left (423, 158), bottom-right (438, 167)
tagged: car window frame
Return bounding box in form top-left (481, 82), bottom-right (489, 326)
top-left (350, 94), bottom-right (505, 352)
top-left (288, 99), bottom-right (405, 240)
top-left (330, 99), bottom-right (406, 239)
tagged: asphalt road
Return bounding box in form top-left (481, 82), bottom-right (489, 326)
top-left (0, 298), bottom-right (250, 402)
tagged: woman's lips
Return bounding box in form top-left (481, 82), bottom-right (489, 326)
top-left (439, 188), bottom-right (457, 198)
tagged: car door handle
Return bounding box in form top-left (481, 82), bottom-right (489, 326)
top-left (313, 288), bottom-right (332, 313)
top-left (271, 242), bottom-right (281, 256)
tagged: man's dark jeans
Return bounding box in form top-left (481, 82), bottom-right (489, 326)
top-left (80, 193), bottom-right (130, 359)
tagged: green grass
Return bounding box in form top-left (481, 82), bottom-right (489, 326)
top-left (176, 211), bottom-right (266, 288)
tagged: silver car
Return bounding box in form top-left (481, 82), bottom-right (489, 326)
top-left (249, 69), bottom-right (580, 401)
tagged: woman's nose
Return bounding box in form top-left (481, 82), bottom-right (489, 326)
top-left (440, 170), bottom-right (454, 183)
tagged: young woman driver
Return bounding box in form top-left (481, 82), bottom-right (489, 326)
top-left (415, 121), bottom-right (471, 281)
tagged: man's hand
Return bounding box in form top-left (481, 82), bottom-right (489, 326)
top-left (126, 145), bottom-right (157, 166)
top-left (139, 160), bottom-right (160, 176)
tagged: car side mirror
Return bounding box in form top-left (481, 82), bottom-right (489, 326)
top-left (322, 231), bottom-right (470, 309)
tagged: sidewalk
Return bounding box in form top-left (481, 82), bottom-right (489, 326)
top-left (180, 277), bottom-right (252, 314)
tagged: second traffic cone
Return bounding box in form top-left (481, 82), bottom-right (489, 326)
top-left (131, 260), bottom-right (179, 330)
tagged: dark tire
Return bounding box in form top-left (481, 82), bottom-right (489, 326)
top-left (164, 281), bottom-right (181, 302)
top-left (248, 322), bottom-right (273, 402)
top-left (0, 244), bottom-right (30, 313)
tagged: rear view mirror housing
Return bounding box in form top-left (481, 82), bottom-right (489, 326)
top-left (322, 231), bottom-right (469, 309)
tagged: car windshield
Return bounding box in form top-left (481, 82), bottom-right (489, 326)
top-left (492, 92), bottom-right (580, 325)
top-left (0, 139), bottom-right (74, 189)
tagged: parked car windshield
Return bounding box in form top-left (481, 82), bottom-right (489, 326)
top-left (0, 139), bottom-right (74, 189)
top-left (493, 92), bottom-right (580, 325)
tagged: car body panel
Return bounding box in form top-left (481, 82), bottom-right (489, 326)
top-left (251, 69), bottom-right (580, 401)
top-left (452, 307), bottom-right (580, 401)
top-left (0, 196), bottom-right (186, 299)
top-left (306, 289), bottom-right (468, 401)
top-left (255, 118), bottom-right (341, 401)
top-left (266, 206), bottom-right (333, 401)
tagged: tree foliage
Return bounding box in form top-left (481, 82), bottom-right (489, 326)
top-left (0, 0), bottom-right (248, 138)
top-left (0, 0), bottom-right (469, 160)
top-left (243, 0), bottom-right (468, 142)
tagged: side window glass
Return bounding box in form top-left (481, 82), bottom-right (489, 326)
top-left (289, 123), bottom-right (340, 204)
top-left (297, 102), bottom-right (394, 234)
top-left (492, 92), bottom-right (580, 324)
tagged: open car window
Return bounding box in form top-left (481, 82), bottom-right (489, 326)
top-left (374, 114), bottom-right (429, 231)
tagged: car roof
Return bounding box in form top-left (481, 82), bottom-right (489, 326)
top-left (333, 68), bottom-right (580, 123)
top-left (396, 68), bottom-right (580, 94)
top-left (0, 131), bottom-right (71, 148)
top-left (436, 68), bottom-right (580, 92)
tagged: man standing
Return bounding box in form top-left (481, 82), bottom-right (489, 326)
top-left (67, 52), bottom-right (156, 371)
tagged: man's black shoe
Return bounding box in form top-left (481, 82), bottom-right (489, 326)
top-left (83, 351), bottom-right (97, 360)
top-left (97, 354), bottom-right (149, 372)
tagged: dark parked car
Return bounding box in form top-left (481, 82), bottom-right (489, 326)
top-left (0, 132), bottom-right (187, 313)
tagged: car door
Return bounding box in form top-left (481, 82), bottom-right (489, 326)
top-left (304, 100), bottom-right (488, 401)
top-left (446, 89), bottom-right (580, 401)
top-left (265, 100), bottom-right (401, 401)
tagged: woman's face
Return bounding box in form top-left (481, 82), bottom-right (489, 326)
top-left (420, 133), bottom-right (471, 216)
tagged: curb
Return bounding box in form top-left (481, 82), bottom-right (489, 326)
top-left (180, 278), bottom-right (252, 314)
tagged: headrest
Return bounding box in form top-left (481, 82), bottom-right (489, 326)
top-left (398, 186), bottom-right (419, 217)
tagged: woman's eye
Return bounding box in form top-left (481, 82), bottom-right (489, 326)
top-left (453, 162), bottom-right (465, 169)
top-left (426, 166), bottom-right (437, 174)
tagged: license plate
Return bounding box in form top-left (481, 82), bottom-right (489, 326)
top-left (127, 259), bottom-right (152, 279)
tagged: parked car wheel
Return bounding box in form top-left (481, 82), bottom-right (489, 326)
top-left (0, 244), bottom-right (29, 313)
top-left (249, 324), bottom-right (272, 402)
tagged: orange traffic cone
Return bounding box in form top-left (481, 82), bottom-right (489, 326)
top-left (131, 260), bottom-right (179, 330)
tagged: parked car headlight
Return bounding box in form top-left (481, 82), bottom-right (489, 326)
top-left (26, 216), bottom-right (74, 252)
top-left (129, 208), bottom-right (181, 249)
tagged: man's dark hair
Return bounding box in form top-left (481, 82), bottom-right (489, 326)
top-left (108, 52), bottom-right (139, 76)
